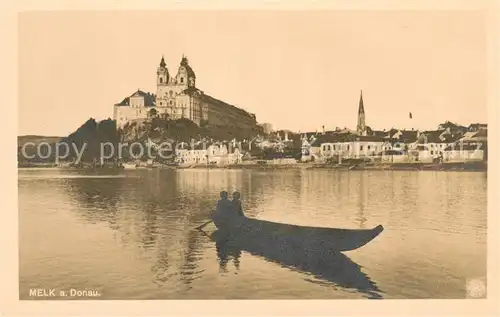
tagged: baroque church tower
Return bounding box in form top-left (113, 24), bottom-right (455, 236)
top-left (357, 90), bottom-right (366, 136)
top-left (157, 56), bottom-right (169, 85)
top-left (156, 56), bottom-right (170, 109)
top-left (175, 55), bottom-right (196, 89)
top-left (155, 55), bottom-right (200, 121)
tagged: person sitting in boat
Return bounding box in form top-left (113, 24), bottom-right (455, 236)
top-left (212, 191), bottom-right (232, 228)
top-left (231, 191), bottom-right (245, 217)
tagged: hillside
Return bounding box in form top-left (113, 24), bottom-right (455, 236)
top-left (120, 117), bottom-right (263, 144)
top-left (18, 118), bottom-right (119, 164)
top-left (17, 135), bottom-right (62, 147)
top-left (60, 118), bottom-right (120, 163)
top-left (18, 116), bottom-right (264, 164)
top-left (18, 135), bottom-right (63, 164)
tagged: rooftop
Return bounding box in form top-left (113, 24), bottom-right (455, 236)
top-left (115, 90), bottom-right (156, 107)
top-left (311, 132), bottom-right (385, 145)
top-left (417, 130), bottom-right (461, 143)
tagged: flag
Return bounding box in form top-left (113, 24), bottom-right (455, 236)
top-left (409, 112), bottom-right (413, 119)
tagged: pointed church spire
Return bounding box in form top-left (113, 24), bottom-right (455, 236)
top-left (357, 89), bottom-right (366, 136)
top-left (160, 55), bottom-right (166, 68)
top-left (358, 89), bottom-right (365, 114)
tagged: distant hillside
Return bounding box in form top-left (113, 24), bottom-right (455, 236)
top-left (17, 135), bottom-right (62, 147)
top-left (17, 135), bottom-right (63, 165)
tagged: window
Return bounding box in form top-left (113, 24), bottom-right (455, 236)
top-left (159, 78), bottom-right (163, 83)
top-left (160, 102), bottom-right (162, 106)
top-left (367, 145), bottom-right (371, 150)
top-left (347, 145), bottom-right (350, 150)
top-left (360, 145), bottom-right (363, 151)
top-left (180, 77), bottom-right (184, 83)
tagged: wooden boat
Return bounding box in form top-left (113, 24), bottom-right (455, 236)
top-left (206, 222), bottom-right (383, 298)
top-left (210, 217), bottom-right (384, 253)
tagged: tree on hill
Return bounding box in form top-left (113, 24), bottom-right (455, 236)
top-left (120, 116), bottom-right (261, 144)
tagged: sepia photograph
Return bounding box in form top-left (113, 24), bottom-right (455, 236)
top-left (2, 1), bottom-right (500, 315)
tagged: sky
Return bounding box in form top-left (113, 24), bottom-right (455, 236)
top-left (18, 10), bottom-right (488, 136)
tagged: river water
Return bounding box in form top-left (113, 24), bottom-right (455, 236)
top-left (18, 168), bottom-right (487, 299)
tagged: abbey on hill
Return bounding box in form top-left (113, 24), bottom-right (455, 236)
top-left (113, 55), bottom-right (257, 130)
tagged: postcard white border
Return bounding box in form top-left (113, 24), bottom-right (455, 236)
top-left (1, 0), bottom-right (499, 316)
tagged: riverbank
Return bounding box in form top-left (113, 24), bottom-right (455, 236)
top-left (184, 161), bottom-right (489, 172)
top-left (19, 161), bottom-right (487, 172)
top-left (180, 161), bottom-right (487, 171)
top-left (18, 163), bottom-right (58, 168)
top-left (308, 161), bottom-right (487, 172)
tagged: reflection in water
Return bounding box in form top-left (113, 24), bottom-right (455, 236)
top-left (141, 202), bottom-right (159, 251)
top-left (151, 251), bottom-right (171, 286)
top-left (201, 229), bottom-right (383, 299)
top-left (178, 229), bottom-right (205, 289)
top-left (214, 235), bottom-right (242, 273)
top-left (19, 168), bottom-right (487, 299)
top-left (356, 173), bottom-right (367, 228)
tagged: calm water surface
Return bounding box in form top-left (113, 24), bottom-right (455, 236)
top-left (18, 168), bottom-right (487, 299)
